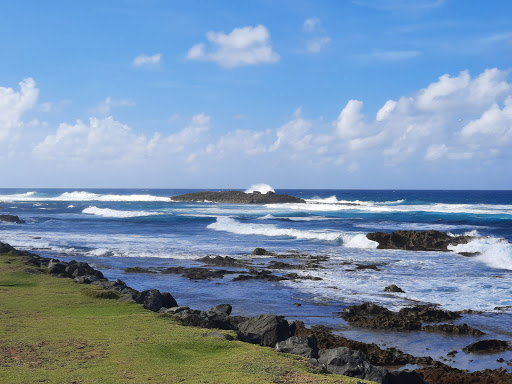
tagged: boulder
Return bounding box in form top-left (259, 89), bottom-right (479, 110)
top-left (275, 335), bottom-right (319, 358)
top-left (252, 248), bottom-right (274, 256)
top-left (366, 230), bottom-right (472, 251)
top-left (0, 214), bottom-right (25, 224)
top-left (205, 304), bottom-right (232, 316)
top-left (316, 347), bottom-right (391, 383)
top-left (237, 314), bottom-right (294, 347)
top-left (384, 284), bottom-right (404, 293)
top-left (423, 323), bottom-right (485, 336)
top-left (133, 289), bottom-right (177, 312)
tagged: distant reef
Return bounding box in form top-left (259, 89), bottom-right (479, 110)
top-left (170, 190), bottom-right (305, 204)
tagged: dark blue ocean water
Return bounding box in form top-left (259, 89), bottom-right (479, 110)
top-left (1, 187), bottom-right (511, 371)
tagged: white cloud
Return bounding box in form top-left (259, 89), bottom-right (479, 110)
top-left (307, 37), bottom-right (331, 53)
top-left (425, 143), bottom-right (448, 161)
top-left (165, 113), bottom-right (210, 152)
top-left (94, 97), bottom-right (136, 115)
top-left (303, 18), bottom-right (321, 33)
top-left (376, 100), bottom-right (397, 121)
top-left (187, 25), bottom-right (280, 68)
top-left (461, 97), bottom-right (512, 141)
top-left (0, 78), bottom-right (39, 141)
top-left (207, 129), bottom-right (267, 158)
top-left (303, 18), bottom-right (330, 53)
top-left (33, 114), bottom-right (210, 163)
top-left (335, 100), bottom-right (365, 138)
top-left (132, 53), bottom-right (162, 68)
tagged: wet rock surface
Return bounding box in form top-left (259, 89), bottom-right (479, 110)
top-left (341, 303), bottom-right (461, 331)
top-left (423, 323), bottom-right (485, 336)
top-left (170, 190), bottom-right (305, 204)
top-left (463, 339), bottom-right (511, 354)
top-left (0, 214), bottom-right (25, 224)
top-left (384, 284), bottom-right (405, 293)
top-left (366, 230), bottom-right (472, 251)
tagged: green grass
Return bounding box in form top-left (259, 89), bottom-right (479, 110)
top-left (0, 253), bottom-right (375, 384)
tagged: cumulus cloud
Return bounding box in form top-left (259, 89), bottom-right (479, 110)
top-left (33, 113), bottom-right (210, 163)
top-left (0, 78), bottom-right (39, 141)
top-left (132, 53), bottom-right (162, 68)
top-left (187, 25), bottom-right (280, 68)
top-left (94, 97), bottom-right (136, 115)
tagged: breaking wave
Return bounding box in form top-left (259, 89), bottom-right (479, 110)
top-left (207, 216), bottom-right (377, 248)
top-left (448, 236), bottom-right (512, 271)
top-left (0, 191), bottom-right (170, 202)
top-left (82, 206), bottom-right (164, 218)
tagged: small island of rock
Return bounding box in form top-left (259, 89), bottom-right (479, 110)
top-left (170, 190), bottom-right (305, 204)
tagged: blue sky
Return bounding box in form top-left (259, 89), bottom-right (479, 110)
top-left (1, 0), bottom-right (511, 189)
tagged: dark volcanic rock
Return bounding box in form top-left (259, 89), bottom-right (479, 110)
top-left (366, 230), bottom-right (472, 251)
top-left (0, 214), bottom-right (25, 224)
top-left (170, 190), bottom-right (305, 204)
top-left (237, 314), bottom-right (293, 347)
top-left (316, 347), bottom-right (391, 383)
top-left (423, 323), bottom-right (485, 336)
top-left (418, 365), bottom-right (512, 384)
top-left (124, 267), bottom-right (157, 274)
top-left (341, 303), bottom-right (460, 331)
top-left (384, 284), bottom-right (405, 293)
top-left (134, 289), bottom-right (177, 312)
top-left (252, 247), bottom-right (275, 256)
top-left (463, 339), bottom-right (511, 354)
top-left (275, 335), bottom-right (319, 358)
top-left (162, 266), bottom-right (240, 280)
top-left (198, 255), bottom-right (248, 267)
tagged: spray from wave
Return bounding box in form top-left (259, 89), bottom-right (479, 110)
top-left (448, 237), bottom-right (512, 271)
top-left (0, 191), bottom-right (170, 202)
top-left (245, 184), bottom-right (275, 194)
top-left (207, 216), bottom-right (377, 248)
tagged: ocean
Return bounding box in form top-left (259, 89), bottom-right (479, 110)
top-left (1, 187), bottom-right (512, 371)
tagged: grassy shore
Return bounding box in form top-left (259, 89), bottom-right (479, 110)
top-left (0, 252), bottom-right (372, 384)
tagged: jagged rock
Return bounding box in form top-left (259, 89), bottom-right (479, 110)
top-left (463, 339), bottom-right (510, 354)
top-left (275, 335), bottom-right (319, 358)
top-left (366, 230), bottom-right (472, 251)
top-left (316, 347), bottom-right (391, 383)
top-left (170, 190), bottom-right (305, 204)
top-left (0, 214), bottom-right (25, 224)
top-left (384, 284), bottom-right (405, 293)
top-left (341, 303), bottom-right (461, 331)
top-left (252, 247), bottom-right (274, 256)
top-left (423, 323), bottom-right (485, 336)
top-left (356, 264), bottom-right (380, 271)
top-left (162, 266), bottom-right (239, 280)
top-left (198, 255), bottom-right (247, 267)
top-left (237, 314), bottom-right (294, 347)
top-left (74, 275), bottom-right (101, 284)
top-left (205, 304), bottom-right (232, 316)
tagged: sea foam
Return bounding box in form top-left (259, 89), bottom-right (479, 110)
top-left (0, 191), bottom-right (170, 202)
top-left (207, 216), bottom-right (377, 248)
top-left (448, 237), bottom-right (512, 271)
top-left (82, 206), bottom-right (163, 218)
top-left (244, 183), bottom-right (275, 194)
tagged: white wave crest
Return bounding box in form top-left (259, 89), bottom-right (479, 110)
top-left (207, 216), bottom-right (377, 248)
top-left (0, 190), bottom-right (170, 202)
top-left (448, 237), bottom-right (512, 270)
top-left (82, 206), bottom-right (163, 218)
top-left (245, 184), bottom-right (275, 194)
top-left (305, 196), bottom-right (405, 205)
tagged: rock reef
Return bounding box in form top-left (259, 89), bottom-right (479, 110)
top-left (366, 230), bottom-right (472, 251)
top-left (170, 190), bottom-right (305, 204)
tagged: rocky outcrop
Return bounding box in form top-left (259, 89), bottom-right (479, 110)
top-left (315, 347), bottom-right (391, 383)
top-left (462, 339), bottom-right (511, 354)
top-left (366, 230), bottom-right (472, 251)
top-left (0, 214), bottom-right (25, 224)
top-left (384, 284), bottom-right (405, 293)
top-left (170, 190), bottom-right (305, 204)
top-left (341, 303), bottom-right (460, 331)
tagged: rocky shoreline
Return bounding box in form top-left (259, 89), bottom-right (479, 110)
top-left (2, 240), bottom-right (512, 384)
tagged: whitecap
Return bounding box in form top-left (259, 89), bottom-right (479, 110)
top-left (448, 236), bottom-right (512, 271)
top-left (82, 206), bottom-right (163, 218)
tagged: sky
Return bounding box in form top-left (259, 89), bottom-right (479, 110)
top-left (1, 0), bottom-right (512, 189)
